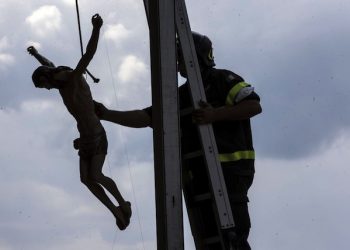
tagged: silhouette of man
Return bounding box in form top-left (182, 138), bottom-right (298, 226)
top-left (93, 32), bottom-right (261, 249)
top-left (27, 14), bottom-right (131, 230)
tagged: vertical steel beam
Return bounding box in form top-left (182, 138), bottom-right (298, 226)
top-left (148, 0), bottom-right (184, 249)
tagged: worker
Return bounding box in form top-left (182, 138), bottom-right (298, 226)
top-left (94, 32), bottom-right (261, 248)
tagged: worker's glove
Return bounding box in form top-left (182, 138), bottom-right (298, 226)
top-left (192, 100), bottom-right (216, 124)
top-left (93, 100), bottom-right (108, 119)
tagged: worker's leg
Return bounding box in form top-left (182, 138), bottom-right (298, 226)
top-left (223, 167), bottom-right (254, 250)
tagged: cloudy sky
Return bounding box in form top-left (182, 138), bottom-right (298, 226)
top-left (1, 0), bottom-right (350, 249)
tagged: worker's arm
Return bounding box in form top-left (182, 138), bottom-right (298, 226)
top-left (74, 14), bottom-right (103, 76)
top-left (27, 46), bottom-right (55, 67)
top-left (192, 99), bottom-right (262, 124)
top-left (94, 101), bottom-right (151, 128)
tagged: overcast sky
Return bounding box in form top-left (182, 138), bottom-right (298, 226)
top-left (1, 0), bottom-right (350, 249)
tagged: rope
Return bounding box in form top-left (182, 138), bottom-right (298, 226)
top-left (104, 40), bottom-right (146, 250)
top-left (75, 0), bottom-right (84, 57)
top-left (74, 2), bottom-right (146, 248)
top-left (106, 156), bottom-right (118, 250)
top-left (74, 0), bottom-right (100, 83)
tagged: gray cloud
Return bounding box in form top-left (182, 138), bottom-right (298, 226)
top-left (250, 130), bottom-right (350, 249)
top-left (186, 0), bottom-right (350, 159)
top-left (1, 0), bottom-right (350, 249)
top-left (0, 104), bottom-right (157, 250)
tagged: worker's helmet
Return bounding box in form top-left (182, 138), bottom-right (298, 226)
top-left (177, 31), bottom-right (215, 68)
top-left (191, 32), bottom-right (215, 67)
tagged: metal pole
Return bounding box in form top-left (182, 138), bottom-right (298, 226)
top-left (148, 0), bottom-right (184, 249)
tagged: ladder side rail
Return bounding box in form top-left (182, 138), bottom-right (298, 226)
top-left (175, 0), bottom-right (234, 229)
top-left (143, 0), bottom-right (150, 26)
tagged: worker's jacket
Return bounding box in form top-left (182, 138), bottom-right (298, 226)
top-left (180, 67), bottom-right (260, 175)
top-left (145, 67), bottom-right (260, 175)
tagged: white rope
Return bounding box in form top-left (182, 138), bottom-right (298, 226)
top-left (104, 38), bottom-right (146, 250)
top-left (72, 2), bottom-right (145, 249)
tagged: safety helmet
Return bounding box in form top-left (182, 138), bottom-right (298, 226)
top-left (191, 31), bottom-right (215, 67)
top-left (177, 31), bottom-right (215, 68)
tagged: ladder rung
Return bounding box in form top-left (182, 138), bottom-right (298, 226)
top-left (203, 236), bottom-right (221, 245)
top-left (193, 192), bottom-right (212, 202)
top-left (180, 107), bottom-right (193, 116)
top-left (182, 150), bottom-right (203, 160)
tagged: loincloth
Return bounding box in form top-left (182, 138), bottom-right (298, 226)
top-left (77, 131), bottom-right (108, 159)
